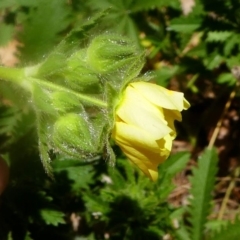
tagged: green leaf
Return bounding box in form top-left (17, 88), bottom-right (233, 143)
top-left (216, 73), bottom-right (236, 86)
top-left (37, 10), bottom-right (109, 77)
top-left (203, 52), bottom-right (225, 70)
top-left (37, 112), bottom-right (53, 176)
top-left (157, 152), bottom-right (190, 201)
top-left (53, 159), bottom-right (94, 191)
top-left (155, 66), bottom-right (179, 87)
top-left (0, 105), bottom-right (21, 136)
top-left (0, 23), bottom-right (14, 46)
top-left (160, 151), bottom-right (190, 178)
top-left (168, 16), bottom-right (202, 33)
top-left (206, 31), bottom-right (233, 43)
top-left (131, 0), bottom-right (180, 11)
top-left (170, 208), bottom-right (191, 240)
top-left (24, 231), bottom-right (33, 240)
top-left (224, 34), bottom-right (240, 56)
top-left (19, 0), bottom-right (71, 62)
top-left (210, 218), bottom-right (240, 240)
top-left (40, 209), bottom-right (65, 226)
top-left (205, 220), bottom-right (228, 239)
top-left (0, 0), bottom-right (15, 9)
top-left (187, 148), bottom-right (218, 240)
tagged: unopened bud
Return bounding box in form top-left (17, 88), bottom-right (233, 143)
top-left (86, 34), bottom-right (141, 73)
top-left (51, 91), bottom-right (81, 113)
top-left (65, 50), bottom-right (101, 93)
top-left (52, 113), bottom-right (95, 156)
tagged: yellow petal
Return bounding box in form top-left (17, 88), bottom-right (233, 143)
top-left (157, 134), bottom-right (172, 157)
top-left (184, 98), bottom-right (191, 110)
top-left (116, 85), bottom-right (171, 139)
top-left (162, 108), bottom-right (181, 138)
top-left (120, 144), bottom-right (168, 181)
top-left (131, 82), bottom-right (188, 111)
top-left (112, 122), bottom-right (164, 152)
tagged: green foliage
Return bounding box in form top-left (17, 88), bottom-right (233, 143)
top-left (82, 155), bottom-right (189, 239)
top-left (1, 0), bottom-right (240, 239)
top-left (19, 0), bottom-right (71, 62)
top-left (40, 209), bottom-right (65, 226)
top-left (210, 218), bottom-right (240, 240)
top-left (0, 23), bottom-right (14, 46)
top-left (158, 151), bottom-right (190, 199)
top-left (187, 148), bottom-right (218, 240)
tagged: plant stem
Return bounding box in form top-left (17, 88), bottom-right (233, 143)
top-left (30, 77), bottom-right (108, 108)
top-left (207, 87), bottom-right (237, 149)
top-left (217, 167), bottom-right (240, 220)
top-left (0, 65), bottom-right (108, 108)
top-left (0, 66), bottom-right (25, 84)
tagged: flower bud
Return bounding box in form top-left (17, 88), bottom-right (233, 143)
top-left (52, 113), bottom-right (95, 157)
top-left (51, 91), bottom-right (81, 113)
top-left (64, 50), bottom-right (101, 93)
top-left (32, 84), bottom-right (56, 115)
top-left (86, 34), bottom-right (141, 74)
top-left (112, 82), bottom-right (190, 181)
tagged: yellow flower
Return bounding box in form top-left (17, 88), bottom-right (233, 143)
top-left (112, 82), bottom-right (190, 181)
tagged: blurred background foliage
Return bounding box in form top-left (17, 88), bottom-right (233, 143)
top-left (1, 0), bottom-right (240, 239)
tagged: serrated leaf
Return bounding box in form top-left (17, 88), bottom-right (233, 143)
top-left (19, 0), bottom-right (71, 62)
top-left (170, 208), bottom-right (191, 240)
top-left (224, 34), bottom-right (240, 56)
top-left (210, 218), bottom-right (240, 240)
top-left (168, 16), bottom-right (202, 33)
top-left (40, 209), bottom-right (65, 226)
top-left (205, 219), bottom-right (228, 239)
top-left (226, 55), bottom-right (240, 69)
top-left (206, 31), bottom-right (233, 42)
top-left (188, 148), bottom-right (218, 240)
top-left (203, 52), bottom-right (225, 70)
top-left (53, 159), bottom-right (94, 191)
top-left (0, 105), bottom-right (21, 135)
top-left (157, 152), bottom-right (190, 201)
top-left (37, 113), bottom-right (53, 176)
top-left (160, 151), bottom-right (190, 178)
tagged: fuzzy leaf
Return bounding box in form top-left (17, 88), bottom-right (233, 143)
top-left (188, 148), bottom-right (218, 240)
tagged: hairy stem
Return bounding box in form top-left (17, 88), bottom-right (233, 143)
top-left (0, 66), bottom-right (25, 84)
top-left (30, 77), bottom-right (108, 108)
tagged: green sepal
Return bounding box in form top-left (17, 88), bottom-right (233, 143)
top-left (32, 83), bottom-right (56, 115)
top-left (51, 92), bottom-right (81, 113)
top-left (86, 34), bottom-right (142, 74)
top-left (52, 113), bottom-right (95, 157)
top-left (63, 50), bottom-right (101, 93)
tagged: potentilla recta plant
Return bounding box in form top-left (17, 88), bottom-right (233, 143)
top-left (0, 16), bottom-right (189, 180)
